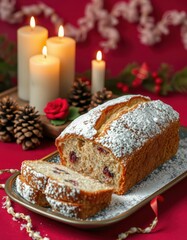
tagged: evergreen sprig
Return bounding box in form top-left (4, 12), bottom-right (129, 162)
top-left (171, 68), bottom-right (187, 93)
top-left (105, 63), bottom-right (187, 95)
top-left (0, 35), bottom-right (17, 92)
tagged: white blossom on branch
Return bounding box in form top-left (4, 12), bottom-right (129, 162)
top-left (1, 0), bottom-right (187, 51)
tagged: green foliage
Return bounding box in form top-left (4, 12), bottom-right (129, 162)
top-left (105, 77), bottom-right (121, 95)
top-left (158, 64), bottom-right (173, 95)
top-left (68, 106), bottom-right (80, 121)
top-left (106, 62), bottom-right (187, 96)
top-left (143, 64), bottom-right (173, 95)
top-left (142, 75), bottom-right (155, 93)
top-left (0, 35), bottom-right (17, 92)
top-left (51, 119), bottom-right (67, 126)
top-left (105, 63), bottom-right (138, 94)
top-left (171, 68), bottom-right (187, 93)
top-left (50, 107), bottom-right (80, 126)
top-left (118, 63), bottom-right (138, 85)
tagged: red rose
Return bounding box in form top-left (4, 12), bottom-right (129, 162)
top-left (44, 98), bottom-right (69, 120)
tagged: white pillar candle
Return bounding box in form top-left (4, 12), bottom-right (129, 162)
top-left (29, 46), bottom-right (60, 114)
top-left (47, 25), bottom-right (76, 98)
top-left (17, 16), bottom-right (48, 101)
top-left (91, 50), bottom-right (106, 94)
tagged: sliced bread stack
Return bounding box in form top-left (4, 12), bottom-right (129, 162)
top-left (16, 160), bottom-right (113, 219)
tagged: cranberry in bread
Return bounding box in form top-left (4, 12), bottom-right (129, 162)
top-left (19, 160), bottom-right (113, 218)
top-left (55, 95), bottom-right (180, 195)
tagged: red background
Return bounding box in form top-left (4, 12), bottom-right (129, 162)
top-left (0, 1), bottom-right (187, 240)
top-left (1, 0), bottom-right (187, 76)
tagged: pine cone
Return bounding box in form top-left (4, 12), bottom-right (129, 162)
top-left (14, 105), bottom-right (43, 150)
top-left (0, 96), bottom-right (18, 142)
top-left (68, 78), bottom-right (91, 114)
top-left (88, 88), bottom-right (113, 110)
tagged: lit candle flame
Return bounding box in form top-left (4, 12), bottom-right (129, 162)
top-left (30, 16), bottom-right (35, 30)
top-left (58, 25), bottom-right (64, 38)
top-left (96, 51), bottom-right (102, 61)
top-left (42, 46), bottom-right (47, 58)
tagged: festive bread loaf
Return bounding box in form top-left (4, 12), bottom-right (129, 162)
top-left (20, 160), bottom-right (113, 207)
top-left (16, 175), bottom-right (49, 207)
top-left (56, 95), bottom-right (180, 195)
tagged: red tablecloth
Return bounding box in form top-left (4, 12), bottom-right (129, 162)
top-left (0, 91), bottom-right (187, 240)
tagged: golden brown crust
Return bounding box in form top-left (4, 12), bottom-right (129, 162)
top-left (16, 175), bottom-right (49, 207)
top-left (46, 196), bottom-right (110, 219)
top-left (55, 95), bottom-right (150, 157)
top-left (56, 96), bottom-right (180, 195)
top-left (94, 96), bottom-right (150, 132)
top-left (21, 161), bottom-right (48, 191)
top-left (118, 120), bottom-right (180, 194)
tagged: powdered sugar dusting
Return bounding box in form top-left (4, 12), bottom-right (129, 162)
top-left (58, 95), bottom-right (150, 140)
top-left (97, 100), bottom-right (179, 158)
top-left (21, 163), bottom-right (47, 191)
top-left (46, 196), bottom-right (80, 218)
top-left (89, 135), bottom-right (187, 221)
top-left (12, 132), bottom-right (187, 222)
top-left (58, 95), bottom-right (178, 160)
top-left (16, 176), bottom-right (36, 204)
top-left (45, 178), bottom-right (81, 201)
top-left (12, 130), bottom-right (187, 222)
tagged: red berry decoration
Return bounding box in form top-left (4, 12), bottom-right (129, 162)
top-left (131, 68), bottom-right (138, 75)
top-left (151, 71), bottom-right (163, 95)
top-left (132, 78), bottom-right (142, 87)
top-left (117, 82), bottom-right (124, 89)
top-left (122, 84), bottom-right (129, 93)
top-left (154, 85), bottom-right (161, 94)
top-left (152, 72), bottom-right (158, 78)
top-left (137, 63), bottom-right (149, 79)
top-left (116, 82), bottom-right (129, 93)
top-left (131, 62), bottom-right (149, 88)
top-left (155, 77), bottom-right (162, 85)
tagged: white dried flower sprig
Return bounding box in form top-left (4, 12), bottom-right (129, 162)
top-left (73, 0), bottom-right (120, 51)
top-left (111, 0), bottom-right (187, 48)
top-left (117, 217), bottom-right (158, 239)
top-left (0, 0), bottom-right (63, 26)
top-left (1, 0), bottom-right (187, 51)
top-left (0, 169), bottom-right (18, 188)
top-left (117, 195), bottom-right (164, 239)
top-left (0, 169), bottom-right (50, 240)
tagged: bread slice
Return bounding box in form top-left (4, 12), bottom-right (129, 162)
top-left (45, 177), bottom-right (112, 205)
top-left (16, 175), bottom-right (49, 207)
top-left (56, 95), bottom-right (180, 195)
top-left (16, 169), bottom-right (111, 219)
top-left (20, 160), bottom-right (113, 205)
top-left (46, 196), bottom-right (109, 219)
